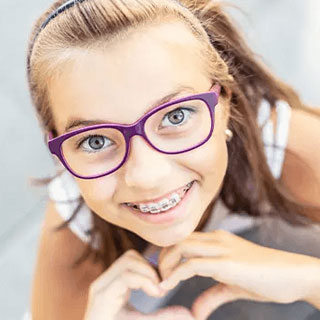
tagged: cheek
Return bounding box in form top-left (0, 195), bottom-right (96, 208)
top-left (181, 100), bottom-right (229, 184)
top-left (180, 133), bottom-right (228, 184)
top-left (75, 176), bottom-right (118, 215)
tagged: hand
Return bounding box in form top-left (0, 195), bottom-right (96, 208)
top-left (83, 249), bottom-right (194, 320)
top-left (119, 304), bottom-right (195, 320)
top-left (158, 229), bottom-right (320, 320)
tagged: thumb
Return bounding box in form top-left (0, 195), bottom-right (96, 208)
top-left (191, 283), bottom-right (256, 320)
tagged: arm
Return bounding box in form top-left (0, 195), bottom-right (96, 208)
top-left (31, 199), bottom-right (104, 320)
top-left (305, 271), bottom-right (320, 309)
top-left (280, 106), bottom-right (320, 212)
top-left (277, 106), bottom-right (320, 307)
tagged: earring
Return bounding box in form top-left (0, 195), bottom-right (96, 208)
top-left (225, 128), bottom-right (233, 141)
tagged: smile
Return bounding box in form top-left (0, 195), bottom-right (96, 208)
top-left (122, 180), bottom-right (197, 225)
top-left (124, 181), bottom-right (194, 214)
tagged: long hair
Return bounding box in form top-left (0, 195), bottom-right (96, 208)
top-left (26, 0), bottom-right (320, 269)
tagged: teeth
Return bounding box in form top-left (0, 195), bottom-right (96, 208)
top-left (139, 204), bottom-right (150, 213)
top-left (126, 181), bottom-right (194, 213)
top-left (137, 193), bottom-right (181, 214)
top-left (147, 195), bottom-right (180, 214)
top-left (169, 193), bottom-right (180, 206)
top-left (149, 203), bottom-right (161, 214)
top-left (158, 198), bottom-right (171, 212)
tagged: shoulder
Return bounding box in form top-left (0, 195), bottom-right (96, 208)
top-left (278, 105), bottom-right (320, 212)
top-left (31, 199), bottom-right (104, 319)
top-left (286, 106), bottom-right (320, 163)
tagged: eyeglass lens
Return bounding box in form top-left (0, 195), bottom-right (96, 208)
top-left (61, 98), bottom-right (211, 177)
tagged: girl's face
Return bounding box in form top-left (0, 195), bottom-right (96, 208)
top-left (48, 20), bottom-right (230, 247)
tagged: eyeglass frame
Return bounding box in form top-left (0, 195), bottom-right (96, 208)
top-left (47, 85), bottom-right (220, 179)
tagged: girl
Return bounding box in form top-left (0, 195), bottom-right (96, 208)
top-left (26, 0), bottom-right (320, 319)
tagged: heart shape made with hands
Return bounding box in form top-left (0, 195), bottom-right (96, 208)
top-left (142, 231), bottom-right (278, 320)
top-left (153, 268), bottom-right (240, 320)
top-left (140, 247), bottom-right (243, 320)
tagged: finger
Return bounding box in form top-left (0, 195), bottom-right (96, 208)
top-left (159, 258), bottom-right (227, 291)
top-left (191, 283), bottom-right (269, 320)
top-left (186, 230), bottom-right (228, 241)
top-left (126, 250), bottom-right (161, 283)
top-left (145, 306), bottom-right (196, 320)
top-left (89, 270), bottom-right (162, 320)
top-left (158, 240), bottom-right (226, 279)
top-left (157, 231), bottom-right (222, 265)
top-left (121, 270), bottom-right (163, 297)
top-left (192, 283), bottom-right (241, 320)
top-left (91, 252), bottom-right (161, 295)
top-left (158, 231), bottom-right (224, 262)
top-left (106, 270), bottom-right (163, 299)
top-left (109, 274), bottom-right (182, 320)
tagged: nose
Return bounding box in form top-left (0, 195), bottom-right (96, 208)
top-left (123, 135), bottom-right (173, 189)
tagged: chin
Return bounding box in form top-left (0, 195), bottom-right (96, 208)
top-left (141, 221), bottom-right (197, 247)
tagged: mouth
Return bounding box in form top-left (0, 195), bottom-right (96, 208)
top-left (122, 180), bottom-right (196, 225)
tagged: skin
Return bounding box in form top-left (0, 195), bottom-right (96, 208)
top-left (31, 19), bottom-right (320, 320)
top-left (157, 230), bottom-right (320, 319)
top-left (48, 20), bottom-right (230, 247)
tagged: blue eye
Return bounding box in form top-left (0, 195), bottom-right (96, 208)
top-left (161, 107), bottom-right (195, 128)
top-left (77, 135), bottom-right (113, 153)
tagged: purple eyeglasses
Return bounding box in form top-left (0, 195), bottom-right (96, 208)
top-left (47, 85), bottom-right (220, 179)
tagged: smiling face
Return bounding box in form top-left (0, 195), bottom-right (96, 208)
top-left (48, 20), bottom-right (230, 247)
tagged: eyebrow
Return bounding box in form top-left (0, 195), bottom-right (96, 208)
top-left (64, 85), bottom-right (195, 133)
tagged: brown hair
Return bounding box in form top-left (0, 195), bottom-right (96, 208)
top-left (27, 0), bottom-right (320, 269)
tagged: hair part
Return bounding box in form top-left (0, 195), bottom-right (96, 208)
top-left (27, 0), bottom-right (320, 269)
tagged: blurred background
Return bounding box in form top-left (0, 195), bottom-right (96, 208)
top-left (0, 0), bottom-right (319, 319)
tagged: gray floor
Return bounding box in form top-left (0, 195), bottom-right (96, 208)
top-left (0, 1), bottom-right (319, 319)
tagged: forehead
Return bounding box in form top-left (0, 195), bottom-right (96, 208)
top-left (48, 20), bottom-right (211, 135)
